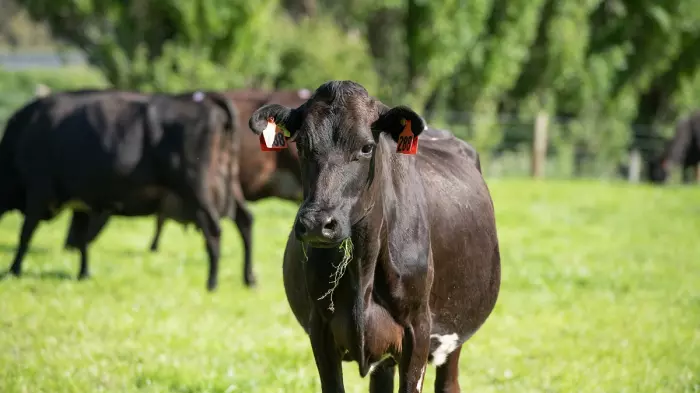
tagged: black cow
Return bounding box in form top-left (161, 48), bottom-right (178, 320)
top-left (248, 81), bottom-right (501, 393)
top-left (648, 111), bottom-right (700, 184)
top-left (61, 88), bottom-right (310, 287)
top-left (0, 89), bottom-right (238, 291)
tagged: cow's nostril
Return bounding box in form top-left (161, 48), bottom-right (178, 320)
top-left (294, 220), bottom-right (308, 237)
top-left (322, 217), bottom-right (338, 233)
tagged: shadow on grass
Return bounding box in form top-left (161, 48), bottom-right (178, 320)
top-left (0, 269), bottom-right (74, 281)
top-left (0, 243), bottom-right (51, 255)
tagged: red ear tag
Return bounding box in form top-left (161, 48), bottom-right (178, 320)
top-left (259, 117), bottom-right (288, 151)
top-left (396, 119), bottom-right (418, 155)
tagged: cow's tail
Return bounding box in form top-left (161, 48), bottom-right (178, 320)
top-left (0, 97), bottom-right (42, 216)
top-left (205, 92), bottom-right (239, 134)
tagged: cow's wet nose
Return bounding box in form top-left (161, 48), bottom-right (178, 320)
top-left (321, 216), bottom-right (338, 237)
top-left (294, 212), bottom-right (340, 245)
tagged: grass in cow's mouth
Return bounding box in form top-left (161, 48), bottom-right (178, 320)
top-left (316, 237), bottom-right (353, 313)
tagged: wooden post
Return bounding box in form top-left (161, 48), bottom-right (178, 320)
top-left (628, 148), bottom-right (642, 183)
top-left (531, 110), bottom-right (549, 178)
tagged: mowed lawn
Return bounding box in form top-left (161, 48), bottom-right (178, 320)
top-left (0, 179), bottom-right (698, 393)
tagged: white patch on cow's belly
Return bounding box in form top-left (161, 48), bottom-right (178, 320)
top-left (430, 333), bottom-right (460, 366)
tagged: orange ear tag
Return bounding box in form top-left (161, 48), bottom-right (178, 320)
top-left (259, 117), bottom-right (289, 151)
top-left (396, 119), bottom-right (418, 155)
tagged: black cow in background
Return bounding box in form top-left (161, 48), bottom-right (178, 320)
top-left (62, 90), bottom-right (257, 288)
top-left (0, 89), bottom-right (238, 291)
top-left (648, 110), bottom-right (700, 184)
top-left (62, 88), bottom-right (311, 288)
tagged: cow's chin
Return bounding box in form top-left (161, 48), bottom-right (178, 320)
top-left (305, 232), bottom-right (351, 249)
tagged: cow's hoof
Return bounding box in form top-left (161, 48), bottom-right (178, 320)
top-left (206, 281), bottom-right (218, 292)
top-left (77, 273), bottom-right (91, 281)
top-left (244, 275), bottom-right (258, 288)
top-left (9, 266), bottom-right (22, 277)
top-left (149, 245), bottom-right (159, 253)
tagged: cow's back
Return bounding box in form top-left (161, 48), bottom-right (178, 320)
top-left (15, 91), bottom-right (159, 206)
top-left (415, 130), bottom-right (501, 343)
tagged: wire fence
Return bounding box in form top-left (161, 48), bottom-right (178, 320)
top-left (429, 111), bottom-right (672, 181)
top-left (0, 90), bottom-right (675, 183)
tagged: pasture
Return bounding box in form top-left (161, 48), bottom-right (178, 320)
top-left (0, 179), bottom-right (698, 393)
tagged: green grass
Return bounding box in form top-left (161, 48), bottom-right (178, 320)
top-left (0, 179), bottom-right (698, 393)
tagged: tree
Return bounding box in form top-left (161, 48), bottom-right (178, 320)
top-left (17, 0), bottom-right (286, 91)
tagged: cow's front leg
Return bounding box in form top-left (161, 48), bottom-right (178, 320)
top-left (398, 308), bottom-right (432, 393)
top-left (309, 310), bottom-right (345, 393)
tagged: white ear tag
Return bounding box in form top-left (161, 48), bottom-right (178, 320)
top-left (262, 121), bottom-right (277, 148)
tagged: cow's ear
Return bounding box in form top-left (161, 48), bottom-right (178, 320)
top-left (249, 104), bottom-right (302, 139)
top-left (372, 104), bottom-right (427, 142)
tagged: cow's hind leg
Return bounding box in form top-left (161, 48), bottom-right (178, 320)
top-left (149, 213), bottom-right (166, 252)
top-left (195, 209), bottom-right (221, 292)
top-left (434, 346), bottom-right (463, 393)
top-left (175, 183), bottom-right (221, 291)
top-left (70, 211), bottom-right (93, 280)
top-left (8, 195), bottom-right (45, 277)
top-left (682, 166), bottom-right (694, 184)
top-left (232, 201), bottom-right (256, 287)
top-left (370, 361), bottom-right (396, 393)
top-left (63, 211), bottom-right (81, 250)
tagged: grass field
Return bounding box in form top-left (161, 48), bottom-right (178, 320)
top-left (0, 179), bottom-right (698, 393)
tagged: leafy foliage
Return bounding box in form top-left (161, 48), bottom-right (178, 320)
top-left (8, 0), bottom-right (700, 175)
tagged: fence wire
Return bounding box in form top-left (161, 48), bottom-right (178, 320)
top-left (0, 91), bottom-right (673, 182)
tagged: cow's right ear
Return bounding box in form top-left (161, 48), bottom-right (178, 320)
top-left (249, 104), bottom-right (301, 139)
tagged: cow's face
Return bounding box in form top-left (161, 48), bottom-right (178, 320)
top-left (248, 81), bottom-right (426, 247)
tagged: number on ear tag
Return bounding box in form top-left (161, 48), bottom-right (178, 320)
top-left (260, 117), bottom-right (289, 151)
top-left (396, 119), bottom-right (418, 155)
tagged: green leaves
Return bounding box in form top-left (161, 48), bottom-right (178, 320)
top-left (11, 0), bottom-right (700, 170)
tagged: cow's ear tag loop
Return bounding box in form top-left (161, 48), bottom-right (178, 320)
top-left (260, 117), bottom-right (289, 151)
top-left (396, 118), bottom-right (418, 155)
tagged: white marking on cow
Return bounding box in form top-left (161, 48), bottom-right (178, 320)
top-left (297, 88), bottom-right (311, 99)
top-left (367, 354), bottom-right (392, 376)
top-left (192, 91), bottom-right (205, 102)
top-left (416, 365), bottom-right (426, 392)
top-left (430, 333), bottom-right (459, 366)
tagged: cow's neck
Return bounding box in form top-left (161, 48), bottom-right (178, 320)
top-left (305, 134), bottom-right (423, 374)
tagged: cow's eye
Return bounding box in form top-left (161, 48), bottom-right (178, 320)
top-left (360, 144), bottom-right (374, 155)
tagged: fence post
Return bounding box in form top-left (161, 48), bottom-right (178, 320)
top-left (628, 148), bottom-right (642, 183)
top-left (531, 110), bottom-right (549, 178)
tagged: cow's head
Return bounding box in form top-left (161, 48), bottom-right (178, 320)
top-left (248, 81), bottom-right (427, 247)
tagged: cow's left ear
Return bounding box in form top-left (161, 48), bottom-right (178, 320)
top-left (249, 104), bottom-right (302, 139)
top-left (372, 105), bottom-right (427, 142)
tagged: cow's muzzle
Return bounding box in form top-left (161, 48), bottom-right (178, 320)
top-left (294, 209), bottom-right (346, 247)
